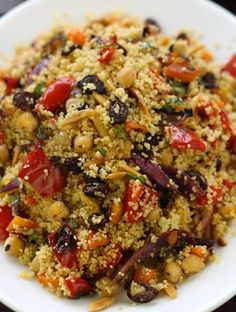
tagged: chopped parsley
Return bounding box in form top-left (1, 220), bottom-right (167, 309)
top-left (28, 233), bottom-right (38, 243)
top-left (127, 172), bottom-right (146, 184)
top-left (36, 126), bottom-right (48, 140)
top-left (95, 147), bottom-right (107, 156)
top-left (113, 126), bottom-right (126, 139)
top-left (171, 81), bottom-right (187, 97)
top-left (34, 82), bottom-right (45, 99)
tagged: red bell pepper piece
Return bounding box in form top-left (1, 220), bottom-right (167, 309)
top-left (0, 206), bottom-right (13, 241)
top-left (48, 224), bottom-right (78, 269)
top-left (197, 186), bottom-right (222, 206)
top-left (18, 145), bottom-right (66, 198)
top-left (65, 277), bottom-right (92, 298)
top-left (169, 125), bottom-right (206, 152)
top-left (223, 54), bottom-right (236, 78)
top-left (196, 102), bottom-right (217, 120)
top-left (98, 47), bottom-right (115, 64)
top-left (124, 181), bottom-right (159, 223)
top-left (220, 109), bottom-right (233, 135)
top-left (3, 76), bottom-right (19, 95)
top-left (39, 77), bottom-right (73, 112)
top-left (223, 179), bottom-right (234, 190)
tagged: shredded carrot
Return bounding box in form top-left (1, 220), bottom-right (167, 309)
top-left (215, 99), bottom-right (225, 108)
top-left (37, 273), bottom-right (59, 288)
top-left (25, 195), bottom-right (37, 207)
top-left (88, 232), bottom-right (110, 250)
top-left (190, 246), bottom-right (204, 258)
top-left (201, 50), bottom-right (213, 62)
top-left (7, 216), bottom-right (37, 233)
top-left (110, 201), bottom-right (124, 224)
top-left (134, 266), bottom-right (157, 283)
top-left (124, 121), bottom-right (147, 133)
top-left (68, 29), bottom-right (85, 46)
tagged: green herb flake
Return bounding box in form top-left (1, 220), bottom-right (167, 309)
top-left (28, 233), bottom-right (38, 243)
top-left (95, 147), bottom-right (107, 156)
top-left (36, 126), bottom-right (48, 140)
top-left (127, 172), bottom-right (146, 184)
top-left (113, 126), bottom-right (126, 140)
top-left (171, 81), bottom-right (187, 97)
top-left (139, 42), bottom-right (157, 50)
top-left (34, 82), bottom-right (45, 99)
top-left (4, 244), bottom-right (10, 252)
top-left (69, 219), bottom-right (78, 229)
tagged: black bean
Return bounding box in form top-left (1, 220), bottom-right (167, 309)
top-left (43, 33), bottom-right (67, 56)
top-left (176, 32), bottom-right (189, 41)
top-left (64, 157), bottom-right (83, 174)
top-left (61, 44), bottom-right (81, 56)
top-left (143, 18), bottom-right (161, 38)
top-left (186, 169), bottom-right (208, 191)
top-left (77, 102), bottom-right (89, 111)
top-left (88, 213), bottom-right (107, 231)
top-left (83, 173), bottom-right (98, 184)
top-left (83, 181), bottom-right (108, 198)
top-left (200, 72), bottom-right (219, 89)
top-left (127, 281), bottom-right (158, 303)
top-left (109, 100), bottom-right (128, 124)
top-left (215, 158), bottom-right (222, 172)
top-left (117, 44), bottom-right (127, 56)
top-left (144, 133), bottom-right (161, 146)
top-left (53, 224), bottom-right (77, 254)
top-left (77, 75), bottom-right (106, 95)
top-left (0, 108), bottom-right (5, 120)
top-left (145, 18), bottom-right (160, 28)
top-left (0, 167), bottom-right (5, 177)
top-left (159, 190), bottom-right (173, 209)
top-left (13, 91), bottom-right (36, 111)
top-left (50, 156), bottom-right (83, 174)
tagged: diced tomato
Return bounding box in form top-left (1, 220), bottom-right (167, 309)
top-left (48, 224), bottom-right (78, 268)
top-left (169, 125), bottom-right (206, 152)
top-left (39, 77), bottom-right (73, 112)
top-left (220, 109), bottom-right (233, 135)
top-left (164, 61), bottom-right (200, 83)
top-left (18, 145), bottom-right (66, 198)
top-left (124, 181), bottom-right (159, 223)
top-left (3, 76), bottom-right (19, 95)
top-left (98, 47), bottom-right (115, 64)
top-left (65, 277), bottom-right (92, 298)
top-left (223, 179), bottom-right (234, 190)
top-left (223, 54), bottom-right (236, 78)
top-left (196, 102), bottom-right (218, 120)
top-left (67, 29), bottom-right (85, 46)
top-left (197, 186), bottom-right (222, 206)
top-left (0, 206), bottom-right (13, 241)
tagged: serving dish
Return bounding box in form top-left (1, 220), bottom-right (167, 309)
top-left (0, 0), bottom-right (236, 312)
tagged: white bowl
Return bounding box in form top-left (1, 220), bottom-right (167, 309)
top-left (0, 0), bottom-right (236, 311)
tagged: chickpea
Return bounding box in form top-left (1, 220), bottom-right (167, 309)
top-left (48, 201), bottom-right (70, 221)
top-left (159, 149), bottom-right (173, 167)
top-left (218, 204), bottom-right (235, 220)
top-left (16, 112), bottom-right (38, 133)
top-left (52, 131), bottom-right (70, 146)
top-left (164, 262), bottom-right (184, 283)
top-left (74, 134), bottom-right (93, 154)
top-left (96, 277), bottom-right (118, 297)
top-left (0, 144), bottom-right (10, 164)
top-left (30, 255), bottom-right (40, 273)
top-left (117, 67), bottom-right (136, 88)
top-left (181, 254), bottom-right (205, 274)
top-left (4, 236), bottom-right (24, 257)
top-left (146, 206), bottom-right (161, 222)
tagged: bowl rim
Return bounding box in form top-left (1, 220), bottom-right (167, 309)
top-left (0, 0), bottom-right (236, 311)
